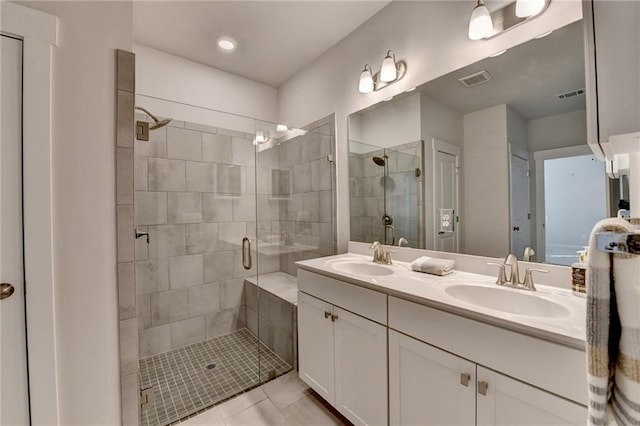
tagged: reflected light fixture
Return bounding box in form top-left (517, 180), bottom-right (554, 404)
top-left (358, 52), bottom-right (407, 94)
top-left (359, 65), bottom-right (375, 94)
top-left (216, 36), bottom-right (237, 51)
top-left (254, 130), bottom-right (270, 145)
top-left (468, 0), bottom-right (493, 40)
top-left (276, 124), bottom-right (288, 133)
top-left (515, 0), bottom-right (546, 18)
top-left (380, 51), bottom-right (398, 83)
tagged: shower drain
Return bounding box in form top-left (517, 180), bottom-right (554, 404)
top-left (205, 363), bottom-right (216, 370)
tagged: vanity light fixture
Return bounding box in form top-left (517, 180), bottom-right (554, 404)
top-left (380, 50), bottom-right (398, 82)
top-left (358, 52), bottom-right (407, 94)
top-left (468, 0), bottom-right (493, 41)
top-left (515, 0), bottom-right (546, 18)
top-left (359, 65), bottom-right (375, 94)
top-left (276, 124), bottom-right (288, 133)
top-left (468, 0), bottom-right (551, 41)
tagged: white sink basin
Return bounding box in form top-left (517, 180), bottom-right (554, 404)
top-left (445, 285), bottom-right (570, 318)
top-left (330, 260), bottom-right (395, 276)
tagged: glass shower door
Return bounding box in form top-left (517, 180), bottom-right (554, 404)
top-left (134, 100), bottom-right (263, 426)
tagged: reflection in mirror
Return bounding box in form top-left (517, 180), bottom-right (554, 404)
top-left (348, 20), bottom-right (620, 265)
top-left (349, 140), bottom-right (424, 248)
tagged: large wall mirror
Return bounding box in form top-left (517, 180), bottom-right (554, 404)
top-left (348, 19), bottom-right (624, 265)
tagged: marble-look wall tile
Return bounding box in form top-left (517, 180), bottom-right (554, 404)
top-left (139, 325), bottom-right (171, 358)
top-left (116, 91), bottom-right (134, 149)
top-left (117, 262), bottom-right (136, 320)
top-left (185, 122), bottom-right (217, 134)
top-left (117, 205), bottom-right (134, 262)
top-left (169, 254), bottom-right (204, 289)
top-left (135, 126), bottom-right (166, 158)
top-left (150, 289), bottom-right (188, 326)
top-left (188, 283), bottom-right (221, 317)
top-left (135, 258), bottom-right (169, 295)
top-left (204, 251), bottom-right (235, 283)
top-left (205, 308), bottom-right (243, 339)
top-left (138, 294), bottom-right (151, 330)
top-left (185, 223), bottom-right (219, 254)
top-left (167, 127), bottom-right (202, 161)
top-left (148, 224), bottom-right (187, 258)
top-left (148, 158), bottom-right (186, 191)
top-left (186, 161), bottom-right (214, 192)
top-left (135, 155), bottom-right (148, 191)
top-left (135, 191), bottom-right (167, 226)
top-left (202, 133), bottom-right (232, 164)
top-left (117, 147), bottom-right (134, 204)
top-left (203, 194), bottom-right (233, 222)
top-left (231, 138), bottom-right (254, 165)
top-left (120, 373), bottom-right (138, 426)
top-left (220, 278), bottom-right (244, 311)
top-left (170, 316), bottom-right (205, 349)
top-left (119, 318), bottom-right (138, 375)
top-left (168, 192), bottom-right (202, 224)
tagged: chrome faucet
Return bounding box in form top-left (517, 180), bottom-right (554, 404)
top-left (487, 254), bottom-right (548, 291)
top-left (370, 241), bottom-right (393, 265)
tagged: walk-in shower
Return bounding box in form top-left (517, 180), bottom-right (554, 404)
top-left (131, 98), bottom-right (336, 426)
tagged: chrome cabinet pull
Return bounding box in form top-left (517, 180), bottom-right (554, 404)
top-left (460, 373), bottom-right (471, 387)
top-left (478, 381), bottom-right (489, 396)
top-left (242, 237), bottom-right (252, 270)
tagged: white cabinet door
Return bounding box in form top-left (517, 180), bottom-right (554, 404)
top-left (476, 366), bottom-right (586, 426)
top-left (297, 291), bottom-right (335, 404)
top-left (389, 330), bottom-right (475, 426)
top-left (334, 307), bottom-right (387, 426)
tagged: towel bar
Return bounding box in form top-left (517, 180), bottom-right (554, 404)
top-left (596, 232), bottom-right (640, 255)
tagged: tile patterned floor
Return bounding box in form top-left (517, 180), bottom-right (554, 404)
top-left (140, 328), bottom-right (292, 426)
top-left (179, 371), bottom-right (353, 426)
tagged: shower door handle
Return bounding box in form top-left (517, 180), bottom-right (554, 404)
top-left (242, 237), bottom-right (252, 270)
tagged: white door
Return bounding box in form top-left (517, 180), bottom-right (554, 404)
top-left (389, 330), bottom-right (475, 425)
top-left (476, 366), bottom-right (586, 425)
top-left (334, 307), bottom-right (387, 426)
top-left (510, 151), bottom-right (531, 260)
top-left (0, 35), bottom-right (30, 425)
top-left (297, 292), bottom-right (335, 404)
top-left (433, 139), bottom-right (460, 253)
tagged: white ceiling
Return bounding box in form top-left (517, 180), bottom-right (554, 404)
top-left (133, 1), bottom-right (390, 88)
top-left (419, 20), bottom-right (585, 120)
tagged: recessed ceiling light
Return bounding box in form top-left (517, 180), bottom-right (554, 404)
top-left (383, 96), bottom-right (393, 102)
top-left (276, 124), bottom-right (288, 132)
top-left (216, 36), bottom-right (237, 51)
top-left (534, 30), bottom-right (553, 39)
top-left (405, 87), bottom-right (416, 92)
top-left (490, 49), bottom-right (508, 57)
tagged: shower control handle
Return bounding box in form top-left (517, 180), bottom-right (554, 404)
top-left (242, 237), bottom-right (252, 270)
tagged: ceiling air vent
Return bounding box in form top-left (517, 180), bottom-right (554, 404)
top-left (458, 70), bottom-right (493, 88)
top-left (556, 88), bottom-right (585, 100)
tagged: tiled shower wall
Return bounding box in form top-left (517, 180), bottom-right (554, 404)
top-left (273, 116), bottom-right (335, 275)
top-left (350, 141), bottom-right (424, 247)
top-left (134, 119), bottom-right (281, 359)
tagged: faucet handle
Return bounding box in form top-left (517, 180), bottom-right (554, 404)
top-left (487, 262), bottom-right (508, 285)
top-left (384, 250), bottom-right (396, 265)
top-left (522, 268), bottom-right (549, 291)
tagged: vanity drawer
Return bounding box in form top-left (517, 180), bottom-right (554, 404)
top-left (388, 296), bottom-right (587, 406)
top-left (298, 269), bottom-right (387, 325)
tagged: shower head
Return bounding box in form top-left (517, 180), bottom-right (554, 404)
top-left (372, 155), bottom-right (387, 167)
top-left (135, 106), bottom-right (172, 130)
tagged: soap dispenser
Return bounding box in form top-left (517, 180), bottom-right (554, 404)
top-left (571, 247), bottom-right (588, 296)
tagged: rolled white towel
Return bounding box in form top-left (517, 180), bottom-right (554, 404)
top-left (410, 256), bottom-right (455, 276)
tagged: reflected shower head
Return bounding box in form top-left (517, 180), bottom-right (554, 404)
top-left (135, 106), bottom-right (172, 130)
top-left (372, 155), bottom-right (387, 167)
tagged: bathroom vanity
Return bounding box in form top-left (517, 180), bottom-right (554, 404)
top-left (296, 246), bottom-right (587, 426)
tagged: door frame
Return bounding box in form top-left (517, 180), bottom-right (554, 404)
top-left (533, 144), bottom-right (603, 263)
top-left (508, 143), bottom-right (531, 256)
top-left (1, 3), bottom-right (59, 424)
top-left (432, 138), bottom-right (461, 252)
